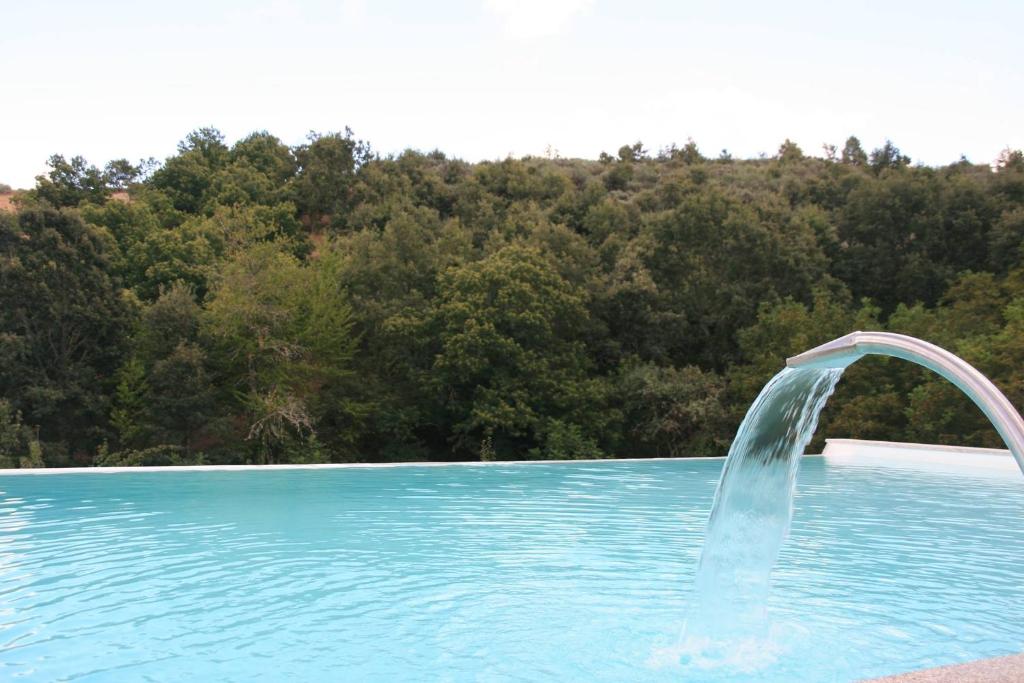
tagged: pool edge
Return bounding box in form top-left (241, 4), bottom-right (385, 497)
top-left (4, 437), bottom-right (1021, 475)
top-left (0, 455), bottom-right (728, 475)
top-left (859, 653), bottom-right (1024, 682)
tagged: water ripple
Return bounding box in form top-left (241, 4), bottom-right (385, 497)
top-left (0, 459), bottom-right (1020, 681)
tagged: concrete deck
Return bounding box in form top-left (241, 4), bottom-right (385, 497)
top-left (861, 653), bottom-right (1024, 682)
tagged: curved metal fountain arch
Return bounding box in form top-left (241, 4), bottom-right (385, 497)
top-left (786, 331), bottom-right (1024, 475)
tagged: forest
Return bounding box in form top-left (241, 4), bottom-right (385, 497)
top-left (1, 129), bottom-right (1023, 467)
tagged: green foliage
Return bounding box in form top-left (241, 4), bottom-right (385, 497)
top-left (31, 154), bottom-right (111, 207)
top-left (230, 132), bottom-right (297, 187)
top-left (291, 129), bottom-right (372, 227)
top-left (662, 139), bottom-right (705, 165)
top-left (0, 203), bottom-right (133, 461)
top-left (0, 400), bottom-right (45, 468)
top-left (777, 139), bottom-right (804, 164)
top-left (869, 140), bottom-right (911, 173)
top-left (433, 245), bottom-right (608, 458)
top-left (203, 243), bottom-right (361, 462)
top-left (841, 136), bottom-right (868, 166)
top-left (95, 444), bottom-right (202, 467)
top-left (323, 204), bottom-right (472, 460)
top-left (618, 361), bottom-right (726, 457)
top-left (8, 128), bottom-right (1024, 466)
top-left (0, 400), bottom-right (25, 468)
top-left (149, 128), bottom-right (230, 214)
top-left (110, 356), bottom-right (150, 447)
top-left (529, 419), bottom-right (605, 460)
top-left (637, 188), bottom-right (829, 367)
top-left (146, 342), bottom-right (216, 452)
top-left (833, 170), bottom-right (968, 311)
top-left (103, 159), bottom-right (142, 190)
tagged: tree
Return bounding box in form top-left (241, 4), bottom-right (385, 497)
top-left (996, 148), bottom-right (1023, 173)
top-left (640, 189), bottom-right (829, 368)
top-left (679, 138), bottom-right (705, 165)
top-left (14, 124), bottom-right (1024, 465)
top-left (110, 356), bottom-right (150, 449)
top-left (291, 129), bottom-right (372, 227)
top-left (149, 128), bottom-right (230, 214)
top-left (0, 400), bottom-right (44, 469)
top-left (324, 205), bottom-right (473, 460)
top-left (989, 207), bottom-right (1024, 272)
top-left (122, 218), bottom-right (218, 301)
top-left (203, 243), bottom-right (361, 462)
top-left (108, 284), bottom-right (218, 458)
top-left (0, 203), bottom-right (133, 462)
top-left (177, 127), bottom-right (230, 165)
top-left (777, 139), bottom-right (804, 163)
top-left (32, 154), bottom-right (110, 207)
top-left (617, 141), bottom-right (648, 162)
top-left (603, 160), bottom-right (633, 191)
top-left (432, 245), bottom-right (610, 458)
top-left (204, 134), bottom-right (298, 208)
top-left (617, 361), bottom-right (726, 457)
top-left (231, 131), bottom-right (297, 186)
top-left (841, 136), bottom-right (868, 166)
top-left (146, 342), bottom-right (216, 454)
top-left (104, 159), bottom-right (142, 190)
top-left (832, 171), bottom-right (950, 310)
top-left (869, 139), bottom-right (911, 173)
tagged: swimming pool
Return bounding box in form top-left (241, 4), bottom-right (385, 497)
top-left (1, 456), bottom-right (1021, 682)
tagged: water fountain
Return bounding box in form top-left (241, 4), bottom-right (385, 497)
top-left (693, 331), bottom-right (1024, 634)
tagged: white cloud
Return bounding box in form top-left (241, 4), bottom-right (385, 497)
top-left (484, 0), bottom-right (594, 39)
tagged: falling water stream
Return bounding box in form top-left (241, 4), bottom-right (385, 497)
top-left (690, 366), bottom-right (844, 637)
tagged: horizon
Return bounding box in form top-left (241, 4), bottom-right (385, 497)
top-left (2, 0), bottom-right (1021, 189)
top-left (0, 125), bottom-right (1014, 193)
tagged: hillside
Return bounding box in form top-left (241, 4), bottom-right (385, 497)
top-left (1, 130), bottom-right (1023, 467)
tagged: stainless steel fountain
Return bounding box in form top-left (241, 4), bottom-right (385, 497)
top-left (786, 331), bottom-right (1024, 475)
top-left (693, 331), bottom-right (1024, 630)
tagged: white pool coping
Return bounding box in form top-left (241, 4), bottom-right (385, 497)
top-left (0, 438), bottom-right (1019, 475)
top-left (2, 438), bottom-right (1022, 476)
top-left (822, 438), bottom-right (1021, 478)
top-left (0, 455), bottom-right (729, 475)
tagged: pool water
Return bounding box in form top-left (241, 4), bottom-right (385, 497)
top-left (1, 458), bottom-right (1021, 682)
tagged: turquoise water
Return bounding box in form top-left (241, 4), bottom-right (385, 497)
top-left (1, 459), bottom-right (1022, 682)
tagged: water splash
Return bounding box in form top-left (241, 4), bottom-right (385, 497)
top-left (691, 366), bottom-right (844, 636)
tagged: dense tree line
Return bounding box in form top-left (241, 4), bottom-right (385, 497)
top-left (1, 129), bottom-right (1023, 466)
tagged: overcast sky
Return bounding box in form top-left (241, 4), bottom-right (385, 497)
top-left (1, 0), bottom-right (1021, 188)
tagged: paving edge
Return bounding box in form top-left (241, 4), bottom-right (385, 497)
top-left (860, 654), bottom-right (1024, 682)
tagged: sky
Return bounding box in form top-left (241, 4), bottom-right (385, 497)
top-left (1, 0), bottom-right (1021, 188)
